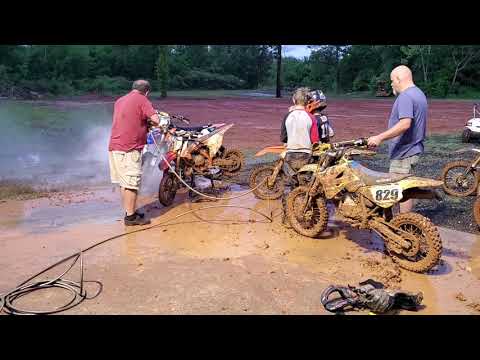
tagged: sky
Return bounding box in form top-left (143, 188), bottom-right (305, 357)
top-left (283, 45), bottom-right (312, 59)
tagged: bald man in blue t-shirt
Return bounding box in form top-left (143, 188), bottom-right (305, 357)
top-left (368, 65), bottom-right (428, 213)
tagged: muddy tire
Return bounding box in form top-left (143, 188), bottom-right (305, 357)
top-left (158, 173), bottom-right (177, 206)
top-left (388, 212), bottom-right (442, 273)
top-left (286, 186), bottom-right (329, 238)
top-left (462, 129), bottom-right (471, 143)
top-left (473, 197), bottom-right (480, 227)
top-left (222, 149), bottom-right (245, 177)
top-left (441, 160), bottom-right (479, 197)
top-left (249, 165), bottom-right (285, 200)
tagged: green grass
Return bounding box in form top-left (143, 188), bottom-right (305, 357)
top-left (0, 180), bottom-right (55, 201)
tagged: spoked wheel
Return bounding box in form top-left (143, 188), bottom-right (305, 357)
top-left (286, 186), bottom-right (329, 238)
top-left (249, 165), bottom-right (285, 200)
top-left (222, 149), bottom-right (245, 177)
top-left (441, 160), bottom-right (479, 197)
top-left (158, 173), bottom-right (178, 206)
top-left (387, 212), bottom-right (442, 273)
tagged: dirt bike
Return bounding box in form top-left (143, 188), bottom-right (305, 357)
top-left (286, 138), bottom-right (443, 273)
top-left (149, 112), bottom-right (245, 206)
top-left (441, 149), bottom-right (480, 197)
top-left (248, 143), bottom-right (332, 200)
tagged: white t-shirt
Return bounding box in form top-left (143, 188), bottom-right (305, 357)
top-left (285, 110), bottom-right (313, 154)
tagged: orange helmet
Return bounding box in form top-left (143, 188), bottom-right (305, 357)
top-left (306, 90), bottom-right (327, 113)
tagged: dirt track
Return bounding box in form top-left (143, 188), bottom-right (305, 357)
top-left (148, 97), bottom-right (474, 150)
top-left (29, 96), bottom-right (474, 150)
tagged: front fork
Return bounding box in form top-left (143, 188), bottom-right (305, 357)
top-left (267, 159), bottom-right (284, 188)
top-left (300, 173), bottom-right (323, 216)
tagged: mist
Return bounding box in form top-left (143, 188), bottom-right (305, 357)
top-left (0, 101), bottom-right (127, 190)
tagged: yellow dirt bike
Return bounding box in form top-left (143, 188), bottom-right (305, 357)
top-left (248, 143), bottom-right (331, 200)
top-left (286, 138), bottom-right (443, 273)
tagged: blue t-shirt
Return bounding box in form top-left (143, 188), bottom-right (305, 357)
top-left (387, 86), bottom-right (428, 160)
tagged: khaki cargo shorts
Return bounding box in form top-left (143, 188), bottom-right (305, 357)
top-left (389, 154), bottom-right (420, 175)
top-left (108, 150), bottom-right (143, 190)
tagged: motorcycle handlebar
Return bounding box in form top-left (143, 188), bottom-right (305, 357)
top-left (154, 110), bottom-right (192, 125)
top-left (171, 114), bottom-right (191, 124)
top-left (332, 137), bottom-right (368, 148)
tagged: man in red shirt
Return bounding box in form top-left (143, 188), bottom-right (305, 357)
top-left (108, 80), bottom-right (160, 226)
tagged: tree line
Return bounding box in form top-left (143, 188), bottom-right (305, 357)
top-left (1, 45), bottom-right (479, 98)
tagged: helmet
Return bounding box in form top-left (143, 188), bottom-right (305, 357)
top-left (306, 90), bottom-right (327, 113)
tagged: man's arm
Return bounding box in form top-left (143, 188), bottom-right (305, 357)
top-left (141, 99), bottom-right (160, 126)
top-left (368, 118), bottom-right (412, 147)
top-left (149, 113), bottom-right (160, 126)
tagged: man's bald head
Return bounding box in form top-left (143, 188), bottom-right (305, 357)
top-left (132, 79), bottom-right (151, 95)
top-left (391, 65), bottom-right (413, 82)
top-left (390, 65), bottom-right (414, 95)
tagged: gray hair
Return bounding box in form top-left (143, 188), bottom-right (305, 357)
top-left (132, 79), bottom-right (151, 94)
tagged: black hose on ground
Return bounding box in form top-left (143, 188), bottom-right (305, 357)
top-left (0, 200), bottom-right (275, 315)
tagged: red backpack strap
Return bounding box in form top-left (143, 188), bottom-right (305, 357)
top-left (306, 111), bottom-right (319, 143)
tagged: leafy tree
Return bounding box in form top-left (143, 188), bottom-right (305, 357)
top-left (155, 45), bottom-right (169, 98)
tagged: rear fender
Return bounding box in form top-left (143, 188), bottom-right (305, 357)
top-left (363, 176), bottom-right (443, 208)
top-left (193, 124), bottom-right (234, 157)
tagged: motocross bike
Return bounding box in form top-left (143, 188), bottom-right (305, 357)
top-left (248, 143), bottom-right (332, 200)
top-left (440, 148), bottom-right (480, 197)
top-left (286, 138), bottom-right (443, 273)
top-left (151, 112), bottom-right (244, 206)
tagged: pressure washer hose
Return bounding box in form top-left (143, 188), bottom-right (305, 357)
top-left (0, 138), bottom-right (277, 315)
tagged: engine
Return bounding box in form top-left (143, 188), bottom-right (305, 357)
top-left (193, 154), bottom-right (207, 171)
top-left (337, 193), bottom-right (362, 219)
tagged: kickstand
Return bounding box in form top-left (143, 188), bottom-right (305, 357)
top-left (209, 177), bottom-right (221, 196)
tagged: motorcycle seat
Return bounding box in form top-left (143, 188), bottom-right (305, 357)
top-left (176, 125), bottom-right (211, 132)
top-left (351, 163), bottom-right (412, 186)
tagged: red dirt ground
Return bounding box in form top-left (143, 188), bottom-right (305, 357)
top-left (143, 97), bottom-right (474, 150)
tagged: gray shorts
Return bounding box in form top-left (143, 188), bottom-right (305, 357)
top-left (389, 155), bottom-right (420, 175)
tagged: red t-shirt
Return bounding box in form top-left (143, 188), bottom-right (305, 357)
top-left (108, 90), bottom-right (156, 152)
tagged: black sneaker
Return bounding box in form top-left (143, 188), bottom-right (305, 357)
top-left (125, 211), bottom-right (145, 219)
top-left (124, 213), bottom-right (151, 226)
